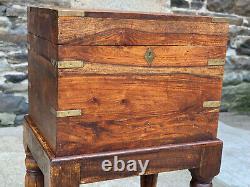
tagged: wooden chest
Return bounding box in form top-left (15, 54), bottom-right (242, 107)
top-left (27, 7), bottom-right (228, 157)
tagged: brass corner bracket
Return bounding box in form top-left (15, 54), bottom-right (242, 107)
top-left (208, 59), bottom-right (226, 66)
top-left (203, 101), bottom-right (221, 108)
top-left (212, 17), bottom-right (228, 23)
top-left (51, 59), bottom-right (85, 69)
top-left (50, 107), bottom-right (82, 118)
top-left (57, 9), bottom-right (85, 17)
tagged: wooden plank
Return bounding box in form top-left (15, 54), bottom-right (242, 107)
top-left (55, 74), bottom-right (222, 156)
top-left (28, 34), bottom-right (58, 61)
top-left (58, 63), bottom-right (224, 78)
top-left (28, 7), bottom-right (228, 46)
top-left (27, 7), bottom-right (58, 44)
top-left (28, 50), bottom-right (58, 151)
top-left (58, 17), bottom-right (228, 45)
top-left (23, 117), bottom-right (53, 177)
top-left (78, 140), bottom-right (222, 183)
top-left (29, 31), bottom-right (228, 47)
top-left (58, 45), bottom-right (226, 67)
top-left (56, 111), bottom-right (219, 156)
top-left (58, 74), bottom-right (223, 113)
top-left (28, 34), bottom-right (227, 67)
top-left (23, 117), bottom-right (222, 184)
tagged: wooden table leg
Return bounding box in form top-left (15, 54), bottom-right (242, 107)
top-left (189, 142), bottom-right (223, 187)
top-left (140, 174), bottom-right (158, 187)
top-left (25, 148), bottom-right (44, 187)
top-left (44, 163), bottom-right (80, 187)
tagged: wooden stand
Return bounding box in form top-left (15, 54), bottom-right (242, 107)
top-left (23, 116), bottom-right (222, 187)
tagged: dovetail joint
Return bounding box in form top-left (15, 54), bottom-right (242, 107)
top-left (208, 59), bottom-right (226, 66)
top-left (203, 101), bottom-right (221, 108)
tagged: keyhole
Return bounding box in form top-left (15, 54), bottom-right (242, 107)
top-left (145, 48), bottom-right (155, 66)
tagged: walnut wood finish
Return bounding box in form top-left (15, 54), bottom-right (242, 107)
top-left (26, 7), bottom-right (228, 187)
top-left (25, 148), bottom-right (44, 187)
top-left (57, 45), bottom-right (226, 67)
top-left (28, 47), bottom-right (224, 156)
top-left (28, 48), bottom-right (57, 152)
top-left (28, 34), bottom-right (227, 67)
top-left (23, 116), bottom-right (223, 186)
top-left (56, 73), bottom-right (222, 156)
top-left (141, 174), bottom-right (158, 187)
top-left (28, 7), bottom-right (228, 46)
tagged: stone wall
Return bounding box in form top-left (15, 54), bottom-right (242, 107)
top-left (0, 0), bottom-right (70, 126)
top-left (0, 0), bottom-right (249, 126)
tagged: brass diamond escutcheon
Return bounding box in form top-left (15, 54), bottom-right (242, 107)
top-left (144, 48), bottom-right (155, 66)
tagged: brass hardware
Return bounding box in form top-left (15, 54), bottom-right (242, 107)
top-left (208, 59), bottom-right (226, 66)
top-left (212, 17), bottom-right (228, 23)
top-left (50, 107), bottom-right (82, 117)
top-left (51, 59), bottom-right (58, 68)
top-left (58, 9), bottom-right (85, 17)
top-left (203, 101), bottom-right (221, 108)
top-left (144, 48), bottom-right (155, 66)
top-left (51, 60), bottom-right (85, 69)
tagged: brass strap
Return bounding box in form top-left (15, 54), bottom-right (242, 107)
top-left (50, 107), bottom-right (82, 117)
top-left (203, 101), bottom-right (221, 108)
top-left (51, 59), bottom-right (85, 69)
top-left (208, 59), bottom-right (226, 66)
top-left (212, 17), bottom-right (228, 23)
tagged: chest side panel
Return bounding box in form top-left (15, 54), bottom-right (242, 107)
top-left (28, 50), bottom-right (58, 152)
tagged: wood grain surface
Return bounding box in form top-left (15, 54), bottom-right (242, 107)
top-left (24, 117), bottom-right (222, 185)
top-left (28, 50), bottom-right (57, 152)
top-left (55, 73), bottom-right (222, 156)
top-left (58, 45), bottom-right (226, 67)
top-left (28, 7), bottom-right (228, 46)
top-left (57, 17), bottom-right (228, 45)
top-left (27, 7), bottom-right (227, 158)
top-left (28, 34), bottom-right (227, 67)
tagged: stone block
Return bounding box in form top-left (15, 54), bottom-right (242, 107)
top-left (236, 39), bottom-right (250, 56)
top-left (234, 0), bottom-right (250, 17)
top-left (198, 12), bottom-right (243, 26)
top-left (0, 5), bottom-right (6, 16)
top-left (4, 73), bottom-right (27, 83)
top-left (207, 0), bottom-right (235, 13)
top-left (0, 80), bottom-right (28, 94)
top-left (227, 55), bottom-right (250, 70)
top-left (222, 83), bottom-right (250, 112)
top-left (230, 36), bottom-right (250, 49)
top-left (0, 93), bottom-right (27, 114)
top-left (6, 5), bottom-right (26, 17)
top-left (0, 16), bottom-right (11, 33)
top-left (223, 71), bottom-right (244, 86)
top-left (71, 0), bottom-right (171, 13)
top-left (0, 113), bottom-right (16, 126)
top-left (171, 0), bottom-right (189, 8)
top-left (190, 0), bottom-right (205, 10)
